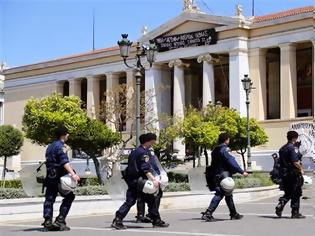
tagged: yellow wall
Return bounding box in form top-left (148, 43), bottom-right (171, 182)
top-left (5, 82), bottom-right (57, 161)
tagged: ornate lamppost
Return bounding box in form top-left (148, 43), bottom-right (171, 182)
top-left (241, 74), bottom-right (254, 172)
top-left (117, 34), bottom-right (157, 146)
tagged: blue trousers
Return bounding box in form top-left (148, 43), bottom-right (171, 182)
top-left (208, 187), bottom-right (237, 216)
top-left (43, 183), bottom-right (75, 220)
top-left (115, 182), bottom-right (160, 222)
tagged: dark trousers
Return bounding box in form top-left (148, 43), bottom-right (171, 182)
top-left (208, 187), bottom-right (237, 216)
top-left (137, 189), bottom-right (163, 217)
top-left (43, 183), bottom-right (75, 220)
top-left (116, 182), bottom-right (160, 222)
top-left (278, 176), bottom-right (302, 212)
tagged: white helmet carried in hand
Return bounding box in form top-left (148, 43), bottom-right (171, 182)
top-left (60, 174), bottom-right (78, 192)
top-left (159, 174), bottom-right (169, 191)
top-left (303, 175), bottom-right (313, 185)
top-left (220, 177), bottom-right (235, 195)
top-left (138, 178), bottom-right (158, 194)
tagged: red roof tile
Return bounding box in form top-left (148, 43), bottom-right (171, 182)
top-left (254, 6), bottom-right (314, 23)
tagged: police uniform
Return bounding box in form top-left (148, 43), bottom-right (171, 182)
top-left (205, 144), bottom-right (244, 219)
top-left (136, 151), bottom-right (163, 220)
top-left (43, 140), bottom-right (75, 221)
top-left (115, 146), bottom-right (160, 223)
top-left (276, 142), bottom-right (303, 216)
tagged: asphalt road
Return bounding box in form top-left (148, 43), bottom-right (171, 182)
top-left (1, 185), bottom-right (314, 236)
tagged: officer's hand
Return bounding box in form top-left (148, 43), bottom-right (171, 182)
top-left (72, 173), bottom-right (80, 182)
top-left (153, 180), bottom-right (160, 188)
top-left (242, 172), bottom-right (249, 177)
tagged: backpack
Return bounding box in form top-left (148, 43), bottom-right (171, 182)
top-left (269, 153), bottom-right (282, 185)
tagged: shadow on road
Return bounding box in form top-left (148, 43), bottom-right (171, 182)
top-left (22, 227), bottom-right (46, 232)
top-left (179, 218), bottom-right (227, 222)
top-left (258, 215), bottom-right (291, 219)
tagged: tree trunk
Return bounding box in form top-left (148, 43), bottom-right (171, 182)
top-left (91, 155), bottom-right (103, 185)
top-left (204, 148), bottom-right (209, 167)
top-left (2, 156), bottom-right (7, 181)
top-left (241, 152), bottom-right (246, 171)
top-left (197, 147), bottom-right (201, 167)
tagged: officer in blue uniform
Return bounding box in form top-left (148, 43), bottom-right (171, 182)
top-left (275, 131), bottom-right (305, 219)
top-left (202, 133), bottom-right (248, 222)
top-left (42, 127), bottom-right (80, 231)
top-left (136, 147), bottom-right (163, 223)
top-left (111, 133), bottom-right (169, 230)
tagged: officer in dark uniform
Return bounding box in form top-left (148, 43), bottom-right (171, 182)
top-left (43, 127), bottom-right (80, 231)
top-left (275, 131), bottom-right (305, 219)
top-left (111, 133), bottom-right (169, 230)
top-left (202, 133), bottom-right (248, 222)
top-left (136, 147), bottom-right (163, 223)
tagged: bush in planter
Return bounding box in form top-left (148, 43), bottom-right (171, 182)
top-left (167, 172), bottom-right (188, 183)
top-left (164, 182), bottom-right (190, 192)
top-left (0, 188), bottom-right (27, 199)
top-left (0, 179), bottom-right (23, 188)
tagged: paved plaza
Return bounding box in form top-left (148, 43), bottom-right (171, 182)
top-left (1, 184), bottom-right (314, 236)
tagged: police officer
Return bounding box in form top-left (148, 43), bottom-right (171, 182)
top-left (202, 133), bottom-right (248, 222)
top-left (275, 131), bottom-right (305, 219)
top-left (111, 133), bottom-right (169, 230)
top-left (42, 127), bottom-right (80, 231)
top-left (136, 146), bottom-right (164, 223)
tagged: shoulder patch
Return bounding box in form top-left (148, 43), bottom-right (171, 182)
top-left (143, 155), bottom-right (150, 163)
top-left (294, 149), bottom-right (299, 153)
top-left (62, 146), bottom-right (68, 154)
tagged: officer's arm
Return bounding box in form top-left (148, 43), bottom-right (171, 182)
top-left (289, 148), bottom-right (303, 175)
top-left (222, 149), bottom-right (244, 174)
top-left (139, 155), bottom-right (157, 181)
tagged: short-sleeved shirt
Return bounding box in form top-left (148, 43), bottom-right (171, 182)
top-left (126, 146), bottom-right (152, 181)
top-left (211, 144), bottom-right (244, 175)
top-left (45, 140), bottom-right (69, 181)
top-left (279, 142), bottom-right (299, 173)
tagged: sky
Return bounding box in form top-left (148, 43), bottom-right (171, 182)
top-left (0, 0), bottom-right (314, 67)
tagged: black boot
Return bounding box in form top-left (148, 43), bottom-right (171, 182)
top-left (136, 215), bottom-right (152, 223)
top-left (201, 209), bottom-right (215, 222)
top-left (291, 210), bottom-right (306, 219)
top-left (42, 218), bottom-right (60, 231)
top-left (111, 217), bottom-right (127, 230)
top-left (275, 201), bottom-right (285, 218)
top-left (152, 219), bottom-right (169, 228)
top-left (230, 213), bottom-right (243, 220)
top-left (54, 215), bottom-right (70, 231)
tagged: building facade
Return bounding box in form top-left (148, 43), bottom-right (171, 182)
top-left (3, 5), bottom-right (315, 166)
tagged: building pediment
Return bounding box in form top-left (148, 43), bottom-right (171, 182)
top-left (139, 11), bottom-right (240, 42)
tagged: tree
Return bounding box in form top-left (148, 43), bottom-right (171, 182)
top-left (70, 119), bottom-right (121, 184)
top-left (204, 103), bottom-right (268, 170)
top-left (181, 108), bottom-right (220, 167)
top-left (0, 125), bottom-right (24, 181)
top-left (23, 93), bottom-right (88, 146)
top-left (22, 93), bottom-right (121, 183)
top-left (229, 117), bottom-right (269, 170)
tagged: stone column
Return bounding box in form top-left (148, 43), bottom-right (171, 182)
top-left (69, 79), bottom-right (81, 97)
top-left (105, 73), bottom-right (120, 130)
top-left (55, 81), bottom-right (64, 95)
top-left (249, 48), bottom-right (267, 120)
top-left (86, 75), bottom-right (100, 119)
top-left (197, 54), bottom-right (215, 108)
top-left (280, 43), bottom-right (297, 119)
top-left (169, 59), bottom-right (189, 159)
top-left (229, 49), bottom-right (249, 116)
top-left (126, 70), bottom-right (135, 132)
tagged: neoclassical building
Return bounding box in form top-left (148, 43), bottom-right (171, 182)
top-left (2, 4), bottom-right (315, 167)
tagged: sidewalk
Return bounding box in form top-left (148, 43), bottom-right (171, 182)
top-left (0, 186), bottom-right (280, 223)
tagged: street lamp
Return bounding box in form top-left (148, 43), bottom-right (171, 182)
top-left (117, 34), bottom-right (157, 146)
top-left (241, 74), bottom-right (254, 172)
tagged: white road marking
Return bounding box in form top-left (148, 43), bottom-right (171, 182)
top-left (0, 223), bottom-right (242, 236)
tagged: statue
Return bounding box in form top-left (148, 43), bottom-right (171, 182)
top-left (236, 4), bottom-right (243, 17)
top-left (183, 0), bottom-right (193, 11)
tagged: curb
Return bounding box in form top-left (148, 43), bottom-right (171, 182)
top-left (0, 186), bottom-right (280, 223)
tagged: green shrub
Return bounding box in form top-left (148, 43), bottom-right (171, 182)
top-left (75, 186), bottom-right (108, 196)
top-left (0, 188), bottom-right (27, 199)
top-left (164, 182), bottom-right (190, 192)
top-left (0, 180), bottom-right (23, 189)
top-left (167, 172), bottom-right (188, 183)
top-left (78, 177), bottom-right (100, 187)
top-left (234, 172), bottom-right (273, 189)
